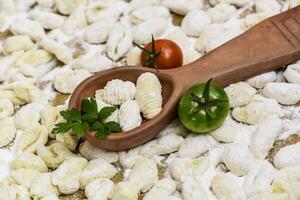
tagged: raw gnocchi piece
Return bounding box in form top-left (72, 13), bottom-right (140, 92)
top-left (143, 179), bottom-right (177, 200)
top-left (37, 0), bottom-right (53, 8)
top-left (40, 105), bottom-right (60, 133)
top-left (85, 178), bottom-right (114, 200)
top-left (40, 195), bottom-right (59, 200)
top-left (83, 21), bottom-right (113, 44)
top-left (249, 117), bottom-right (282, 159)
top-left (0, 52), bottom-right (23, 82)
top-left (10, 19), bottom-right (45, 42)
top-left (181, 10), bottom-right (211, 37)
top-left (30, 10), bottom-right (65, 30)
top-left (3, 35), bottom-right (35, 55)
top-left (111, 181), bottom-right (139, 200)
top-left (14, 103), bottom-right (43, 131)
top-left (118, 100), bottom-right (142, 132)
top-left (181, 177), bottom-right (215, 200)
top-left (55, 133), bottom-right (78, 152)
top-left (119, 146), bottom-right (141, 169)
top-left (243, 160), bottom-right (276, 196)
top-left (10, 152), bottom-right (48, 172)
top-left (79, 141), bottom-right (118, 162)
top-left (0, 149), bottom-right (14, 182)
top-left (130, 6), bottom-right (170, 24)
top-left (72, 53), bottom-right (113, 73)
top-left (53, 68), bottom-right (91, 94)
top-left (162, 0), bottom-right (204, 15)
top-left (210, 116), bottom-right (251, 143)
top-left (222, 143), bottom-right (255, 176)
top-left (255, 0), bottom-right (281, 15)
top-left (80, 158), bottom-right (117, 188)
top-left (247, 71), bottom-right (277, 89)
top-left (0, 0), bottom-right (17, 15)
top-left (136, 72), bottom-right (162, 119)
top-left (41, 38), bottom-right (73, 64)
top-left (140, 134), bottom-right (184, 157)
top-left (133, 17), bottom-right (168, 44)
top-left (128, 157), bottom-right (158, 192)
top-left (30, 173), bottom-right (59, 199)
top-left (209, 0), bottom-right (248, 7)
top-left (0, 184), bottom-right (30, 200)
top-left (52, 157), bottom-right (88, 194)
top-left (14, 124), bottom-right (48, 153)
top-left (53, 0), bottom-right (86, 15)
top-left (169, 157), bottom-right (210, 181)
top-left (232, 95), bottom-right (281, 124)
top-left (37, 143), bottom-right (75, 169)
top-left (178, 134), bottom-right (217, 158)
top-left (207, 3), bottom-right (237, 23)
top-left (212, 172), bottom-right (247, 200)
top-left (106, 25), bottom-right (133, 61)
top-left (283, 63), bottom-right (300, 84)
top-left (96, 79), bottom-right (136, 105)
top-left (262, 82), bottom-right (300, 105)
top-left (61, 5), bottom-right (87, 35)
top-left (274, 142), bottom-right (300, 169)
top-left (224, 82), bottom-right (256, 108)
top-left (16, 49), bottom-right (53, 77)
top-left (85, 1), bottom-right (128, 24)
top-left (0, 117), bottom-right (15, 148)
top-left (248, 192), bottom-right (289, 200)
top-left (11, 169), bottom-right (41, 189)
top-left (126, 47), bottom-right (142, 66)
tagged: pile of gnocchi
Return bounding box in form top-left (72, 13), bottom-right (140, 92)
top-left (95, 72), bottom-right (162, 132)
top-left (1, 0), bottom-right (300, 200)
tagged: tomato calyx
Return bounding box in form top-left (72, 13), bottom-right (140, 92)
top-left (190, 78), bottom-right (227, 118)
top-left (134, 35), bottom-right (161, 71)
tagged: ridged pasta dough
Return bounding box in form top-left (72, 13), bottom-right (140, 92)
top-left (118, 100), bottom-right (142, 132)
top-left (96, 79), bottom-right (136, 105)
top-left (136, 72), bottom-right (162, 119)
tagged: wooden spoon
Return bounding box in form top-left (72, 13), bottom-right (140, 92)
top-left (69, 6), bottom-right (300, 151)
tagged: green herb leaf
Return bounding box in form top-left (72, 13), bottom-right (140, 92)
top-left (81, 98), bottom-right (98, 122)
top-left (72, 122), bottom-right (89, 138)
top-left (91, 121), bottom-right (109, 139)
top-left (105, 121), bottom-right (122, 133)
top-left (98, 106), bottom-right (117, 120)
top-left (60, 109), bottom-right (81, 122)
top-left (52, 122), bottom-right (77, 134)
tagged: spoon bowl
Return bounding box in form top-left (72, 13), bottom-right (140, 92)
top-left (69, 6), bottom-right (300, 150)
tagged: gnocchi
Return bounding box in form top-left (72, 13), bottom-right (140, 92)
top-left (0, 117), bottom-right (16, 148)
top-left (118, 100), bottom-right (142, 132)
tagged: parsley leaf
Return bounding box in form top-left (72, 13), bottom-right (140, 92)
top-left (99, 106), bottom-right (117, 120)
top-left (81, 98), bottom-right (98, 122)
top-left (52, 98), bottom-right (123, 140)
top-left (105, 121), bottom-right (122, 132)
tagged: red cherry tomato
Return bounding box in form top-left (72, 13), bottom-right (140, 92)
top-left (138, 37), bottom-right (183, 69)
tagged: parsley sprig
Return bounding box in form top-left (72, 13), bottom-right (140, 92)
top-left (52, 98), bottom-right (122, 139)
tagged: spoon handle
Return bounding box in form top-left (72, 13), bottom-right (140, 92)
top-left (167, 6), bottom-right (300, 90)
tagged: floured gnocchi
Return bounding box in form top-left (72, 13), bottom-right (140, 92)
top-left (1, 1), bottom-right (300, 199)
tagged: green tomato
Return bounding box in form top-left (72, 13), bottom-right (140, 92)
top-left (178, 79), bottom-right (229, 133)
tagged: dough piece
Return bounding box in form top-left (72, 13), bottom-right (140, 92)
top-left (262, 82), bottom-right (300, 105)
top-left (14, 103), bottom-right (43, 131)
top-left (96, 79), bottom-right (136, 105)
top-left (222, 143), bottom-right (255, 176)
top-left (247, 71), bottom-right (277, 89)
top-left (118, 100), bottom-right (142, 132)
top-left (52, 157), bottom-right (87, 194)
top-left (37, 143), bottom-right (75, 169)
top-left (119, 146), bottom-right (141, 169)
top-left (30, 173), bottom-right (59, 199)
top-left (224, 82), bottom-right (256, 108)
top-left (79, 141), bottom-right (118, 162)
top-left (80, 158), bottom-right (117, 188)
top-left (0, 117), bottom-right (16, 147)
top-left (10, 152), bottom-right (48, 172)
top-left (128, 157), bottom-right (158, 192)
top-left (30, 10), bottom-right (65, 30)
top-left (162, 0), bottom-right (204, 15)
top-left (3, 35), bottom-right (35, 55)
top-left (0, 184), bottom-right (30, 200)
top-left (130, 6), bottom-right (170, 24)
top-left (111, 181), bottom-right (139, 200)
top-left (249, 117), bottom-right (282, 159)
top-left (232, 95), bottom-right (281, 124)
top-left (106, 25), bottom-right (133, 61)
top-left (10, 19), bottom-right (45, 42)
top-left (143, 179), bottom-right (177, 200)
top-left (83, 21), bottom-right (113, 44)
top-left (11, 169), bottom-right (41, 189)
top-left (85, 178), bottom-right (114, 200)
top-left (61, 5), bottom-right (87, 35)
top-left (274, 142), bottom-right (300, 169)
top-left (181, 10), bottom-right (211, 37)
top-left (207, 3), bottom-right (237, 23)
top-left (136, 72), bottom-right (162, 119)
top-left (53, 0), bottom-right (86, 15)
